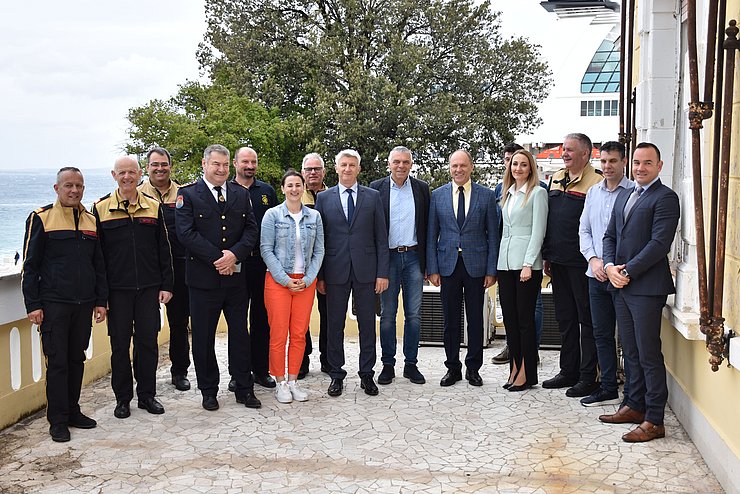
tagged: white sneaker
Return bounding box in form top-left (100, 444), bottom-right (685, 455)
top-left (288, 381), bottom-right (308, 402)
top-left (275, 381), bottom-right (292, 403)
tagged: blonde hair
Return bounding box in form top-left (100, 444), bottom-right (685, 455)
top-left (500, 149), bottom-right (539, 208)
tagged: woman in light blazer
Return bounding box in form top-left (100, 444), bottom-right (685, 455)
top-left (261, 169), bottom-right (324, 404)
top-left (497, 149), bottom-right (548, 391)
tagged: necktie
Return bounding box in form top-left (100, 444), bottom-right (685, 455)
top-left (346, 188), bottom-right (355, 225)
top-left (457, 186), bottom-right (465, 229)
top-left (214, 186), bottom-right (225, 212)
top-left (624, 186), bottom-right (643, 219)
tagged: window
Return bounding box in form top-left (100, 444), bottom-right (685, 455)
top-left (581, 38), bottom-right (621, 94)
top-left (580, 99), bottom-right (620, 117)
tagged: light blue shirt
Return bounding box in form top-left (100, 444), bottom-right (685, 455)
top-left (338, 182), bottom-right (359, 221)
top-left (388, 177), bottom-right (416, 248)
top-left (579, 176), bottom-right (634, 278)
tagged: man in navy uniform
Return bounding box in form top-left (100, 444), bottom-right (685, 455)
top-left (231, 146), bottom-right (278, 390)
top-left (22, 167), bottom-right (108, 442)
top-left (176, 144), bottom-right (261, 410)
top-left (138, 147), bottom-right (191, 392)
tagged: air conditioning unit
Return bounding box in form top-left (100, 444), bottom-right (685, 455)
top-left (539, 286), bottom-right (561, 349)
top-left (419, 284), bottom-right (493, 347)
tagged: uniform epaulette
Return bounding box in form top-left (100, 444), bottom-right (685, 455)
top-left (179, 181), bottom-right (197, 188)
top-left (34, 203), bottom-right (53, 214)
top-left (95, 193), bottom-right (112, 204)
top-left (595, 168), bottom-right (604, 175)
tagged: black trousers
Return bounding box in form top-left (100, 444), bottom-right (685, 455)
top-left (302, 291), bottom-right (328, 369)
top-left (440, 255), bottom-right (485, 372)
top-left (39, 301), bottom-right (94, 425)
top-left (550, 262), bottom-right (597, 382)
top-left (326, 268), bottom-right (377, 380)
top-left (244, 255), bottom-right (270, 376)
top-left (166, 257), bottom-right (191, 377)
top-left (190, 283), bottom-right (254, 399)
top-left (498, 269), bottom-right (542, 385)
top-left (108, 287), bottom-right (160, 402)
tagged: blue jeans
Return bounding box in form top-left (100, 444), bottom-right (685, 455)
top-left (379, 250), bottom-right (423, 366)
top-left (588, 277), bottom-right (618, 393)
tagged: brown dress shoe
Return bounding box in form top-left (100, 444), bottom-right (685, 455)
top-left (622, 421), bottom-right (666, 443)
top-left (598, 405), bottom-right (645, 424)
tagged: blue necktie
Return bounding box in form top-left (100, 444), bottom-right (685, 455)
top-left (346, 188), bottom-right (355, 225)
top-left (457, 186), bottom-right (465, 229)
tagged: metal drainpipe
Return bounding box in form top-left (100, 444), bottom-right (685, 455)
top-left (686, 0), bottom-right (713, 362)
top-left (710, 21), bottom-right (740, 372)
top-left (618, 0), bottom-right (627, 146)
top-left (707, 0), bottom-right (726, 310)
top-left (625, 0), bottom-right (635, 160)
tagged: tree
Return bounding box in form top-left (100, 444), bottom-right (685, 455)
top-left (126, 81), bottom-right (305, 187)
top-left (197, 0), bottom-right (551, 184)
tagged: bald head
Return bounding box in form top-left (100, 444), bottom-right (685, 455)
top-left (112, 156), bottom-right (142, 199)
top-left (234, 146), bottom-right (259, 186)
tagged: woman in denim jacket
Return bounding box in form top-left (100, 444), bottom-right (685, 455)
top-left (260, 169), bottom-right (325, 403)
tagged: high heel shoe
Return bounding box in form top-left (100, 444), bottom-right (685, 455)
top-left (508, 383), bottom-right (533, 392)
top-left (502, 382), bottom-right (513, 389)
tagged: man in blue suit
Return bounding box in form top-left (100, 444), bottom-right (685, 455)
top-left (315, 149), bottom-right (390, 397)
top-left (176, 144), bottom-right (261, 411)
top-left (427, 149), bottom-right (499, 387)
top-left (601, 142), bottom-right (680, 443)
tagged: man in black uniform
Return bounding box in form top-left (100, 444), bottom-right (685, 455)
top-left (22, 167), bottom-right (108, 442)
top-left (176, 144), bottom-right (261, 410)
top-left (230, 146), bottom-right (278, 390)
top-left (139, 147), bottom-right (191, 392)
top-left (94, 156), bottom-right (174, 419)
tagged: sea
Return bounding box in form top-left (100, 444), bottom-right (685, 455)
top-left (0, 168), bottom-right (116, 276)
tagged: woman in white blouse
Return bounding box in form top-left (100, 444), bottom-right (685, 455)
top-left (497, 150), bottom-right (548, 392)
top-left (260, 170), bottom-right (324, 403)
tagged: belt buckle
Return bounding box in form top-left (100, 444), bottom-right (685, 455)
top-left (397, 246), bottom-right (408, 252)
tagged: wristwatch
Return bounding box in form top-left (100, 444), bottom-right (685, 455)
top-left (620, 268), bottom-right (630, 277)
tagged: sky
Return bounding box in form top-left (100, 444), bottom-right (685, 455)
top-left (0, 1), bottom-right (555, 172)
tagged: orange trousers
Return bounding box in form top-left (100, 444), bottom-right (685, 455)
top-left (264, 272), bottom-right (316, 377)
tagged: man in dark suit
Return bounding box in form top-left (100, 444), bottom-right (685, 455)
top-left (176, 144), bottom-right (261, 411)
top-left (427, 149), bottom-right (499, 387)
top-left (601, 142), bottom-right (680, 443)
top-left (315, 149), bottom-right (390, 397)
top-left (370, 146), bottom-right (430, 385)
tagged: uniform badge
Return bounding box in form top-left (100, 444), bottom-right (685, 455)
top-left (261, 194), bottom-right (269, 205)
top-left (176, 195), bottom-right (184, 209)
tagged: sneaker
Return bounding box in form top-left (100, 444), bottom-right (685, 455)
top-left (580, 388), bottom-right (621, 407)
top-left (275, 381), bottom-right (293, 403)
top-left (288, 381), bottom-right (308, 402)
top-left (566, 380), bottom-right (600, 398)
top-left (491, 346), bottom-right (510, 364)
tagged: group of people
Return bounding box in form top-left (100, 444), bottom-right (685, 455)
top-left (22, 133), bottom-right (679, 446)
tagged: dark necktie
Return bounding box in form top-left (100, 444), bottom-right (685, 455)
top-left (624, 186), bottom-right (643, 219)
top-left (457, 186), bottom-right (465, 229)
top-left (346, 188), bottom-right (355, 225)
top-left (214, 185), bottom-right (225, 212)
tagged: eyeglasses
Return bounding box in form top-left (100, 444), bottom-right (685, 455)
top-left (303, 167), bottom-right (323, 173)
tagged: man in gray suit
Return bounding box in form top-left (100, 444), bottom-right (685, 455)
top-left (315, 149), bottom-right (390, 397)
top-left (427, 149), bottom-right (499, 387)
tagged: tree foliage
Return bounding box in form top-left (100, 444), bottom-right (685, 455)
top-left (126, 81), bottom-right (306, 186)
top-left (196, 0), bottom-right (551, 184)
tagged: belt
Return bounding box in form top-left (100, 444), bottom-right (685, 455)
top-left (390, 245), bottom-right (417, 252)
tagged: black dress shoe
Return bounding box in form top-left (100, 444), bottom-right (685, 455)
top-left (254, 373), bottom-right (277, 388)
top-left (328, 378), bottom-right (343, 397)
top-left (114, 401), bottom-right (130, 419)
top-left (171, 375), bottom-right (191, 391)
top-left (403, 364), bottom-right (426, 384)
top-left (138, 396), bottom-right (165, 415)
top-left (502, 382), bottom-right (513, 389)
top-left (49, 424), bottom-right (70, 442)
top-left (542, 373), bottom-right (578, 389)
top-left (377, 364), bottom-right (395, 385)
top-left (440, 370), bottom-right (462, 387)
top-left (360, 376), bottom-right (379, 396)
top-left (465, 369), bottom-right (483, 386)
top-left (508, 383), bottom-right (533, 392)
top-left (228, 377), bottom-right (236, 393)
top-left (237, 391), bottom-right (262, 409)
top-left (69, 412), bottom-right (97, 429)
top-left (202, 395), bottom-right (219, 411)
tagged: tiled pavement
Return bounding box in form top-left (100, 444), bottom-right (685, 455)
top-left (0, 335), bottom-right (723, 493)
